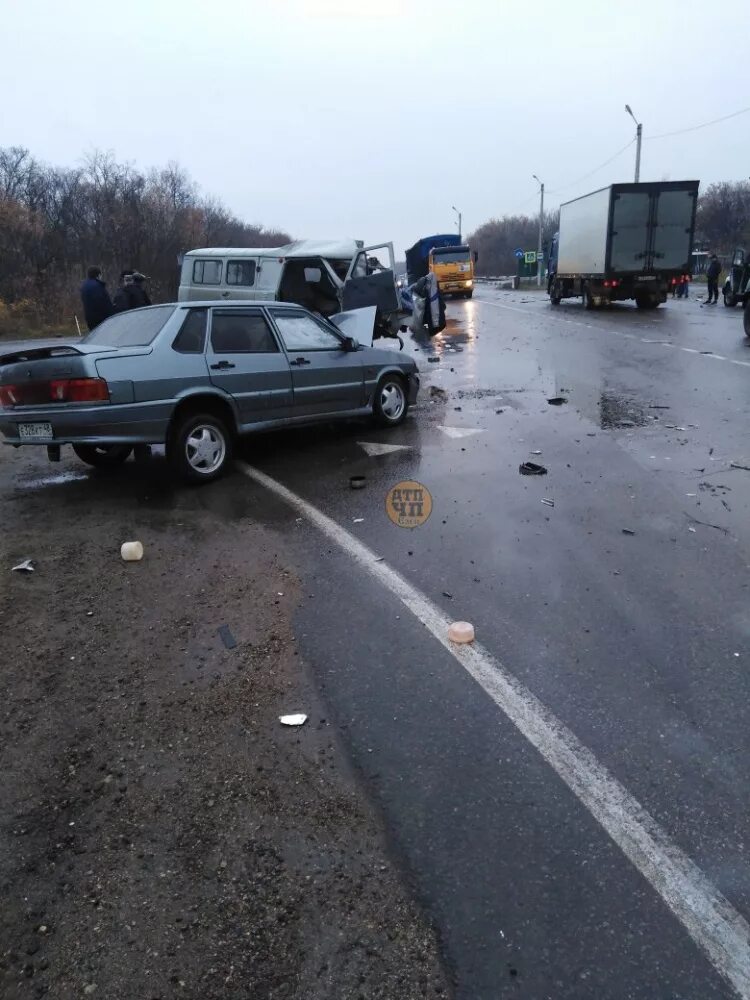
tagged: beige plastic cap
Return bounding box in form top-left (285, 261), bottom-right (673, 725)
top-left (121, 541), bottom-right (144, 562)
top-left (448, 621), bottom-right (475, 644)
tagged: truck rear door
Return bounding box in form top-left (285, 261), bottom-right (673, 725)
top-left (341, 243), bottom-right (400, 314)
top-left (651, 189), bottom-right (697, 270)
top-left (610, 192), bottom-right (651, 272)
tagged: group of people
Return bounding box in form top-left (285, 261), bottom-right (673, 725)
top-left (79, 266), bottom-right (151, 331)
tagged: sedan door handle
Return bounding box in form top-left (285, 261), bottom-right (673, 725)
top-left (210, 360), bottom-right (235, 370)
top-left (290, 357), bottom-right (311, 366)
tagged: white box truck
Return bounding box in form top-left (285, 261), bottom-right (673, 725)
top-left (547, 181), bottom-right (699, 310)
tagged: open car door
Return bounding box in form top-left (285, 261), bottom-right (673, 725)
top-left (341, 243), bottom-right (400, 315)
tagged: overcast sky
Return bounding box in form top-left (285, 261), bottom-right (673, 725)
top-left (2, 0), bottom-right (748, 257)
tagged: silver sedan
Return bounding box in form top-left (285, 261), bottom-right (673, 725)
top-left (0, 302), bottom-right (420, 482)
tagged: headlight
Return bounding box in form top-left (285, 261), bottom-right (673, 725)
top-left (464, 280), bottom-right (473, 288)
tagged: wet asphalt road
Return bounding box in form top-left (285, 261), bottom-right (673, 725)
top-left (3, 288), bottom-right (750, 998)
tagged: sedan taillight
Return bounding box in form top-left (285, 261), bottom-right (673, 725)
top-left (0, 378), bottom-right (109, 408)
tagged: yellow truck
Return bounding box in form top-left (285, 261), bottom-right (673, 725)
top-left (406, 235), bottom-right (478, 299)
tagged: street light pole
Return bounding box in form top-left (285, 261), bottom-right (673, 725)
top-left (452, 205), bottom-right (462, 240)
top-left (532, 175), bottom-right (544, 287)
top-left (625, 104), bottom-right (642, 182)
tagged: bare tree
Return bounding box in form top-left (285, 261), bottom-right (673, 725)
top-left (0, 146), bottom-right (292, 332)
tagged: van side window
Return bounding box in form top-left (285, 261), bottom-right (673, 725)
top-left (172, 308), bottom-right (207, 354)
top-left (227, 261), bottom-right (256, 286)
top-left (192, 260), bottom-right (222, 285)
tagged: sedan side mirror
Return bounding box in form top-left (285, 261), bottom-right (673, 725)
top-left (341, 336), bottom-right (359, 351)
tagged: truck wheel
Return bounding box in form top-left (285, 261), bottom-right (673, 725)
top-left (744, 304), bottom-right (750, 339)
top-left (73, 444), bottom-right (133, 467)
top-left (550, 282), bottom-right (562, 306)
top-left (724, 291), bottom-right (737, 308)
top-left (168, 412), bottom-right (232, 484)
top-left (583, 285), bottom-right (594, 310)
top-left (464, 291), bottom-right (473, 299)
top-left (636, 295), bottom-right (656, 310)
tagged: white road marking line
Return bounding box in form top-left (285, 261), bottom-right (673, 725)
top-left (357, 441), bottom-right (411, 457)
top-left (476, 296), bottom-right (750, 370)
top-left (242, 461), bottom-right (750, 1000)
top-left (437, 426), bottom-right (484, 439)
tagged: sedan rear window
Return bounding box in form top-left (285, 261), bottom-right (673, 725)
top-left (83, 306), bottom-right (175, 347)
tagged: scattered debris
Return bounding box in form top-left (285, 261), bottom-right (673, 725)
top-left (120, 541), bottom-right (144, 562)
top-left (442, 591), bottom-right (453, 600)
top-left (649, 404), bottom-right (670, 409)
top-left (279, 714), bottom-right (308, 727)
top-left (684, 513), bottom-right (729, 535)
top-left (495, 408), bottom-right (505, 414)
top-left (547, 396), bottom-right (567, 405)
top-left (519, 461), bottom-right (547, 476)
top-left (11, 559), bottom-right (34, 573)
top-left (217, 625), bottom-right (237, 650)
top-left (429, 386), bottom-right (448, 401)
top-left (454, 406), bottom-right (462, 411)
top-left (353, 518), bottom-right (364, 523)
top-left (541, 498), bottom-right (555, 507)
top-left (621, 528), bottom-right (636, 536)
top-left (349, 476), bottom-right (366, 490)
top-left (730, 462), bottom-right (750, 472)
top-left (530, 450), bottom-right (542, 455)
top-left (373, 556), bottom-right (385, 563)
top-left (427, 356), bottom-right (440, 363)
top-left (688, 526), bottom-right (697, 533)
top-left (448, 621), bottom-right (475, 644)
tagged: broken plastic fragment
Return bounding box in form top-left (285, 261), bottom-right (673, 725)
top-left (541, 498), bottom-right (555, 507)
top-left (11, 559), bottom-right (34, 573)
top-left (279, 714), bottom-right (307, 727)
top-left (519, 462), bottom-right (547, 476)
top-left (448, 621), bottom-right (475, 644)
top-left (547, 396), bottom-right (567, 405)
top-left (621, 528), bottom-right (636, 536)
top-left (349, 476), bottom-right (366, 490)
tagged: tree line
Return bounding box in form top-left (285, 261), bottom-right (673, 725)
top-left (0, 146), bottom-right (290, 334)
top-left (468, 181), bottom-right (750, 277)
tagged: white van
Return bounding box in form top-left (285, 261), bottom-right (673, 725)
top-left (178, 239), bottom-right (401, 337)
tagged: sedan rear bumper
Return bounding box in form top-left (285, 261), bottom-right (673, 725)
top-left (0, 401), bottom-right (172, 446)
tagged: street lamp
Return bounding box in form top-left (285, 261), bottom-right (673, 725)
top-left (625, 104), bottom-right (642, 182)
top-left (532, 174), bottom-right (544, 288)
top-left (452, 205), bottom-right (462, 240)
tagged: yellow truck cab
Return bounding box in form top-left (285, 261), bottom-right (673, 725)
top-left (405, 235), bottom-right (477, 299)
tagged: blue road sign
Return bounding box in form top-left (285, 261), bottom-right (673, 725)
top-left (514, 248), bottom-right (524, 259)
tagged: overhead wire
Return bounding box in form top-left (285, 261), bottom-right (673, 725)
top-left (646, 105), bottom-right (750, 140)
top-left (545, 138), bottom-right (636, 197)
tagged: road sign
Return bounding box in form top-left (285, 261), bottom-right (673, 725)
top-left (524, 251), bottom-right (537, 265)
top-left (514, 248), bottom-right (524, 259)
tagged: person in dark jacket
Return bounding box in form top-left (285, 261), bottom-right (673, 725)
top-left (129, 271), bottom-right (152, 308)
top-left (705, 254), bottom-right (721, 304)
top-left (113, 270), bottom-right (152, 312)
top-left (79, 266), bottom-right (114, 331)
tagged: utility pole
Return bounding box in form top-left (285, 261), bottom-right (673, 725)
top-left (625, 104), bottom-right (642, 182)
top-left (532, 175), bottom-right (544, 287)
top-left (452, 205), bottom-right (462, 240)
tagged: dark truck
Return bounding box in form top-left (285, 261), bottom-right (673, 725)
top-left (547, 181), bottom-right (699, 310)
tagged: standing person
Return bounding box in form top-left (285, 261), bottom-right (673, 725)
top-left (112, 270), bottom-right (136, 313)
top-left (79, 266), bottom-right (114, 331)
top-left (129, 271), bottom-right (152, 308)
top-left (705, 254), bottom-right (721, 304)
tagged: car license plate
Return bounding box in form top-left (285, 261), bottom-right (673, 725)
top-left (18, 422), bottom-right (53, 440)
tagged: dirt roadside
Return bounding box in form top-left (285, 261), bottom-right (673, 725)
top-left (0, 449), bottom-right (451, 999)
